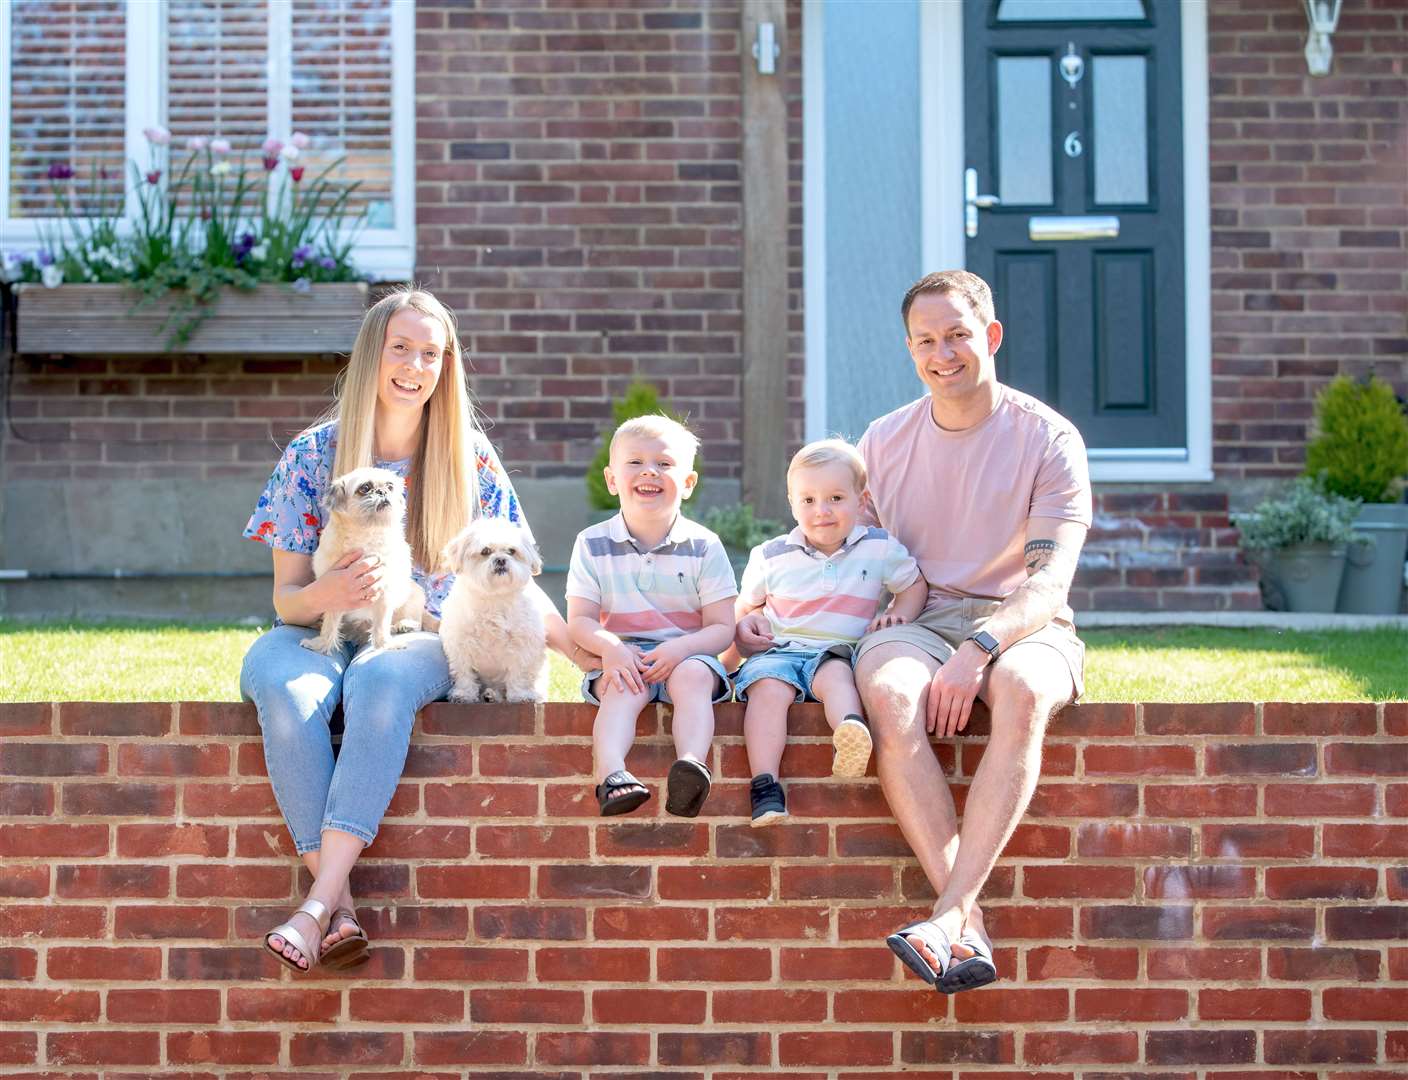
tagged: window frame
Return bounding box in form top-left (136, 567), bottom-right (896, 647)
top-left (0, 0), bottom-right (415, 280)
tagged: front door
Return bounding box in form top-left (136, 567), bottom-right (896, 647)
top-left (964, 0), bottom-right (1185, 453)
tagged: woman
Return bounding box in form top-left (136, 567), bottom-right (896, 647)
top-left (241, 288), bottom-right (580, 973)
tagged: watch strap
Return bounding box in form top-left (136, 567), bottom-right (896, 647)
top-left (967, 630), bottom-right (1000, 661)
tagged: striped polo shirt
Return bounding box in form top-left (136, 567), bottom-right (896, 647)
top-left (739, 524), bottom-right (921, 650)
top-left (566, 512), bottom-right (738, 644)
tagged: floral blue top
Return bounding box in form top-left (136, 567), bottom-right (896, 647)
top-left (243, 420), bottom-right (526, 619)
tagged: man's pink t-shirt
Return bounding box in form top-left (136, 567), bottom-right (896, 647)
top-left (858, 387), bottom-right (1092, 618)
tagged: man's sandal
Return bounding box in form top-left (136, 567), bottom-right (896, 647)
top-left (596, 769), bottom-right (651, 816)
top-left (885, 919), bottom-right (953, 991)
top-left (320, 907), bottom-right (370, 970)
top-left (940, 926), bottom-right (998, 993)
top-left (263, 898), bottom-right (331, 974)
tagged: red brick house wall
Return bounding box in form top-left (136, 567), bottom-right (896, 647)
top-left (1207, 0), bottom-right (1408, 479)
top-left (2, 0), bottom-right (1404, 613)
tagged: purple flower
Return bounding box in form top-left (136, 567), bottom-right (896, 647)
top-left (47, 163), bottom-right (74, 181)
top-left (145, 169), bottom-right (161, 185)
top-left (234, 232), bottom-right (257, 263)
top-left (292, 276), bottom-right (312, 293)
top-left (36, 251), bottom-right (55, 267)
top-left (291, 244), bottom-right (312, 270)
top-left (318, 256), bottom-right (336, 270)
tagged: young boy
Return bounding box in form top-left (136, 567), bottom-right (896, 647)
top-left (732, 439), bottom-right (927, 826)
top-left (566, 415), bottom-right (738, 818)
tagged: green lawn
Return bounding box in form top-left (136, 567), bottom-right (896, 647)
top-left (1, 621), bottom-right (1403, 703)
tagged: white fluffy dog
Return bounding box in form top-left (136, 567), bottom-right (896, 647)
top-left (302, 466), bottom-right (425, 655)
top-left (438, 517), bottom-right (548, 704)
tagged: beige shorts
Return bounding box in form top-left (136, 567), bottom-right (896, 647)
top-left (854, 597), bottom-right (1085, 701)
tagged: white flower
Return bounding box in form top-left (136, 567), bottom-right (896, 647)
top-left (187, 136), bottom-right (209, 151)
top-left (0, 253), bottom-right (20, 283)
top-left (210, 138), bottom-right (232, 155)
top-left (41, 264), bottom-right (64, 288)
top-left (250, 242), bottom-right (269, 262)
top-left (210, 161), bottom-right (232, 177)
top-left (279, 144), bottom-right (300, 163)
top-left (290, 131), bottom-right (311, 150)
top-left (143, 125), bottom-right (171, 146)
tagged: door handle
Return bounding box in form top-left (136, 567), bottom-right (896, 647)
top-left (965, 167), bottom-right (1000, 239)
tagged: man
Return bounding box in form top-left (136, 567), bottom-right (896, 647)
top-left (854, 270), bottom-right (1091, 994)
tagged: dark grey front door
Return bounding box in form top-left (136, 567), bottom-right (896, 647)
top-left (964, 0), bottom-right (1185, 451)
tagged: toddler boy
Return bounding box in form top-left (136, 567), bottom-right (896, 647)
top-left (566, 415), bottom-right (737, 817)
top-left (732, 439), bottom-right (926, 825)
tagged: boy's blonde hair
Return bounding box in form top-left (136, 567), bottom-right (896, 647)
top-left (610, 414), bottom-right (700, 467)
top-left (787, 438), bottom-right (867, 493)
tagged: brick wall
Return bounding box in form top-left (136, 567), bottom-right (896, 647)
top-left (2, 699), bottom-right (1405, 1075)
top-left (1074, 490), bottom-right (1261, 612)
top-left (1, 354), bottom-right (331, 484)
top-left (411, 0), bottom-right (803, 482)
top-left (1208, 0), bottom-right (1408, 479)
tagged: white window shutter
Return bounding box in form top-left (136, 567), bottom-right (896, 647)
top-left (8, 0), bottom-right (127, 219)
top-left (290, 0), bottom-right (396, 228)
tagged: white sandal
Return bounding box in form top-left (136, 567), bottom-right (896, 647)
top-left (263, 898), bottom-right (330, 973)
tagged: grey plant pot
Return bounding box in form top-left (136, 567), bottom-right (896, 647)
top-left (1257, 542), bottom-right (1348, 613)
top-left (1337, 502), bottom-right (1408, 615)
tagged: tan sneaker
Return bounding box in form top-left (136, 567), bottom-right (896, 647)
top-left (831, 715), bottom-right (872, 778)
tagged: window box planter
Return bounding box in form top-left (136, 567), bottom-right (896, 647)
top-left (12, 281), bottom-right (368, 355)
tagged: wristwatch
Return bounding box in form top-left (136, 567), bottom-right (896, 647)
top-left (966, 630), bottom-right (1001, 663)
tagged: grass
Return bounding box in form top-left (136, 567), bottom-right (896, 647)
top-left (2, 620), bottom-right (1404, 704)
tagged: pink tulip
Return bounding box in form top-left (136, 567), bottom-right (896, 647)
top-left (146, 170), bottom-right (161, 185)
top-left (290, 131), bottom-right (311, 150)
top-left (210, 138), bottom-right (232, 155)
top-left (261, 136), bottom-right (283, 156)
top-left (290, 166), bottom-right (305, 183)
top-left (186, 136), bottom-right (209, 151)
top-left (143, 126), bottom-right (171, 146)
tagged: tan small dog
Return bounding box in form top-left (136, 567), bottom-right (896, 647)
top-left (438, 517), bottom-right (548, 703)
top-left (302, 466), bottom-right (424, 655)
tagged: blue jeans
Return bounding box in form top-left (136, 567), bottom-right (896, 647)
top-left (239, 624), bottom-right (451, 854)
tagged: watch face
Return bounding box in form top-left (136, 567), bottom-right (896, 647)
top-left (972, 631), bottom-right (999, 656)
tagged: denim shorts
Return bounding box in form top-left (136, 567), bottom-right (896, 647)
top-left (733, 644), bottom-right (855, 704)
top-left (581, 652), bottom-right (733, 706)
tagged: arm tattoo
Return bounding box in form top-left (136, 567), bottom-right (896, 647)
top-left (1024, 538), bottom-right (1068, 576)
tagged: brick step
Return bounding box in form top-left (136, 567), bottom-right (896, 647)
top-left (1, 700), bottom-right (1405, 1075)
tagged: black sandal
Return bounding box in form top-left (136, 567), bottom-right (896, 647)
top-left (595, 769), bottom-right (651, 816)
top-left (665, 758), bottom-right (712, 818)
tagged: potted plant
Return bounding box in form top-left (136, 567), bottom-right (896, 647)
top-left (584, 379), bottom-right (705, 517)
top-left (1304, 375), bottom-right (1408, 614)
top-left (2, 126), bottom-right (370, 354)
top-left (700, 503), bottom-right (785, 579)
top-left (1235, 477), bottom-right (1361, 613)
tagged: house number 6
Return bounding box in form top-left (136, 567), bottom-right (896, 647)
top-left (1064, 131), bottom-right (1083, 158)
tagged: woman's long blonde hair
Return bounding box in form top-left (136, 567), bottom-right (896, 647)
top-left (324, 287), bottom-right (480, 572)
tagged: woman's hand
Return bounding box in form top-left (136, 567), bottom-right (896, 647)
top-left (317, 550), bottom-right (382, 610)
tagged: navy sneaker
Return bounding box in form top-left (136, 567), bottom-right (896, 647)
top-left (749, 773), bottom-right (788, 827)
